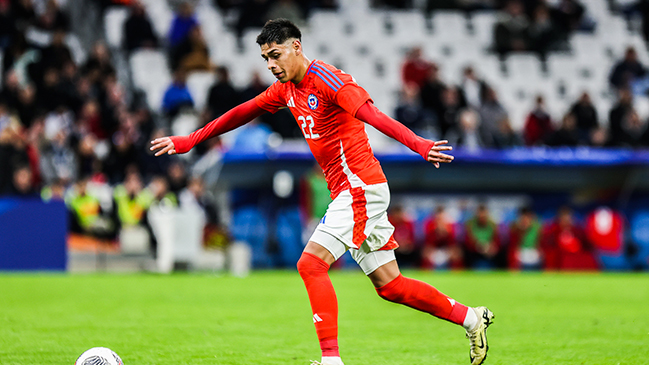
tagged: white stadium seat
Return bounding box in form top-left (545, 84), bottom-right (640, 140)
top-left (129, 50), bottom-right (172, 111)
top-left (187, 71), bottom-right (216, 112)
top-left (104, 7), bottom-right (129, 49)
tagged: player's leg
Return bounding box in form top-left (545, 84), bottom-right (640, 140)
top-left (361, 251), bottom-right (494, 365)
top-left (297, 240), bottom-right (345, 365)
top-left (368, 258), bottom-right (478, 327)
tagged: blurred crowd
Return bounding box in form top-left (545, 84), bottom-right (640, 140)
top-left (397, 44), bottom-right (649, 149)
top-left (2, 0), bottom-right (649, 261)
top-left (387, 203), bottom-right (649, 271)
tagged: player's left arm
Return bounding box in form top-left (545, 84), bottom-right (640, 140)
top-left (355, 101), bottom-right (454, 168)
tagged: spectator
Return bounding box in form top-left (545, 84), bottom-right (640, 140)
top-left (206, 66), bottom-right (240, 120)
top-left (614, 110), bottom-right (648, 147)
top-left (167, 160), bottom-right (188, 196)
top-left (609, 46), bottom-right (647, 90)
top-left (542, 206), bottom-right (598, 270)
top-left (10, 164), bottom-right (39, 198)
top-left (419, 63), bottom-right (445, 128)
top-left (569, 91), bottom-right (598, 144)
top-left (422, 206), bottom-right (462, 270)
top-left (401, 47), bottom-right (434, 89)
top-left (113, 168), bottom-right (155, 251)
top-left (162, 68), bottom-right (194, 118)
top-left (37, 68), bottom-right (67, 112)
top-left (82, 42), bottom-right (116, 82)
top-left (546, 112), bottom-right (579, 147)
top-left (491, 116), bottom-right (522, 148)
top-left (39, 29), bottom-right (73, 72)
top-left (150, 175), bottom-right (178, 208)
top-left (438, 85), bottom-right (466, 139)
top-left (124, 0), bottom-right (158, 53)
top-left (267, 0), bottom-right (305, 28)
top-left (551, 0), bottom-right (585, 34)
top-left (459, 66), bottom-right (489, 110)
top-left (508, 207), bottom-right (542, 270)
top-left (528, 4), bottom-right (561, 58)
top-left (66, 176), bottom-right (113, 239)
top-left (589, 126), bottom-right (610, 148)
top-left (16, 84), bottom-right (38, 128)
top-left (240, 71), bottom-right (267, 102)
top-left (0, 0), bottom-right (16, 51)
top-left (638, 0), bottom-right (649, 43)
top-left (585, 207), bottom-right (629, 270)
top-left (494, 0), bottom-right (530, 56)
top-left (478, 87), bottom-right (508, 146)
top-left (453, 108), bottom-right (485, 151)
top-left (39, 127), bottom-right (77, 185)
top-left (464, 204), bottom-right (501, 269)
top-left (388, 205), bottom-right (418, 267)
top-left (179, 175), bottom-right (226, 249)
top-left (236, 0), bottom-right (271, 41)
top-left (168, 1), bottom-right (199, 48)
top-left (169, 25), bottom-right (213, 73)
top-left (608, 88), bottom-right (634, 145)
top-left (36, 0), bottom-right (70, 32)
top-left (523, 94), bottom-right (553, 146)
top-left (394, 83), bottom-right (436, 139)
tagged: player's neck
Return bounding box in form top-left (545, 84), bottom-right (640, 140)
top-left (291, 55), bottom-right (312, 84)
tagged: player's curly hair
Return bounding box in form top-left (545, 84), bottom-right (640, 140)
top-left (256, 18), bottom-right (302, 46)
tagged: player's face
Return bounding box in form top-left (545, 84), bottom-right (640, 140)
top-left (260, 39), bottom-right (301, 83)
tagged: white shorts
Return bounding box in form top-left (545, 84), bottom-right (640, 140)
top-left (309, 183), bottom-right (397, 275)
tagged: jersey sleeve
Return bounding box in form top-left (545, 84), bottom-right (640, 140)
top-left (335, 82), bottom-right (372, 117)
top-left (254, 82), bottom-right (286, 114)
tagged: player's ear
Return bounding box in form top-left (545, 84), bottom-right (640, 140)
top-left (293, 39), bottom-right (302, 55)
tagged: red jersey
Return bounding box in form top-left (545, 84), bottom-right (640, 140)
top-left (255, 60), bottom-right (387, 199)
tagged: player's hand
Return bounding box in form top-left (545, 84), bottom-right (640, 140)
top-left (427, 140), bottom-right (454, 168)
top-left (150, 137), bottom-right (177, 156)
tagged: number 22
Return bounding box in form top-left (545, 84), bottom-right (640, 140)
top-left (299, 115), bottom-right (319, 139)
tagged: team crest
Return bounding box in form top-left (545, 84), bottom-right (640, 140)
top-left (308, 94), bottom-right (319, 110)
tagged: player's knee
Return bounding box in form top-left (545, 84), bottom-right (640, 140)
top-left (297, 252), bottom-right (328, 279)
top-left (375, 275), bottom-right (405, 302)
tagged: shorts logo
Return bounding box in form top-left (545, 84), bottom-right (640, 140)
top-left (308, 94), bottom-right (319, 110)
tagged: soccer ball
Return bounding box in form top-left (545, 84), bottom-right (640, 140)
top-left (75, 347), bottom-right (123, 365)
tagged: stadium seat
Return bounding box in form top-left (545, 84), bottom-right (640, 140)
top-left (388, 10), bottom-right (429, 45)
top-left (104, 7), bottom-right (129, 49)
top-left (65, 34), bottom-right (87, 65)
top-left (274, 207), bottom-right (304, 267)
top-left (129, 50), bottom-right (172, 111)
top-left (186, 71), bottom-right (216, 112)
top-left (505, 53), bottom-right (544, 81)
top-left (231, 206), bottom-right (272, 268)
top-left (469, 11), bottom-right (497, 50)
top-left (630, 210), bottom-right (649, 269)
top-left (431, 11), bottom-right (468, 42)
top-left (194, 1), bottom-right (225, 48)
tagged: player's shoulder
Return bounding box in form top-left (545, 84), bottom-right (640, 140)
top-left (309, 60), bottom-right (354, 93)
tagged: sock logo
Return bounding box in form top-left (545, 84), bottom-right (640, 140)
top-left (447, 298), bottom-right (456, 306)
top-left (313, 313), bottom-right (323, 323)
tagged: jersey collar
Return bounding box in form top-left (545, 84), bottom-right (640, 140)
top-left (296, 59), bottom-right (317, 89)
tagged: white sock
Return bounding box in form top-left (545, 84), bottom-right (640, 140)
top-left (462, 307), bottom-right (479, 331)
top-left (321, 356), bottom-right (344, 365)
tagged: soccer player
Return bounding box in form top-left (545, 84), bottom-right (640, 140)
top-left (151, 19), bottom-right (494, 365)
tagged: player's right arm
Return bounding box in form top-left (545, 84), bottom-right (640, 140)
top-left (150, 99), bottom-right (265, 156)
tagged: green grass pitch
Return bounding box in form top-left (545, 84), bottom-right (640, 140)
top-left (0, 270), bottom-right (647, 364)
